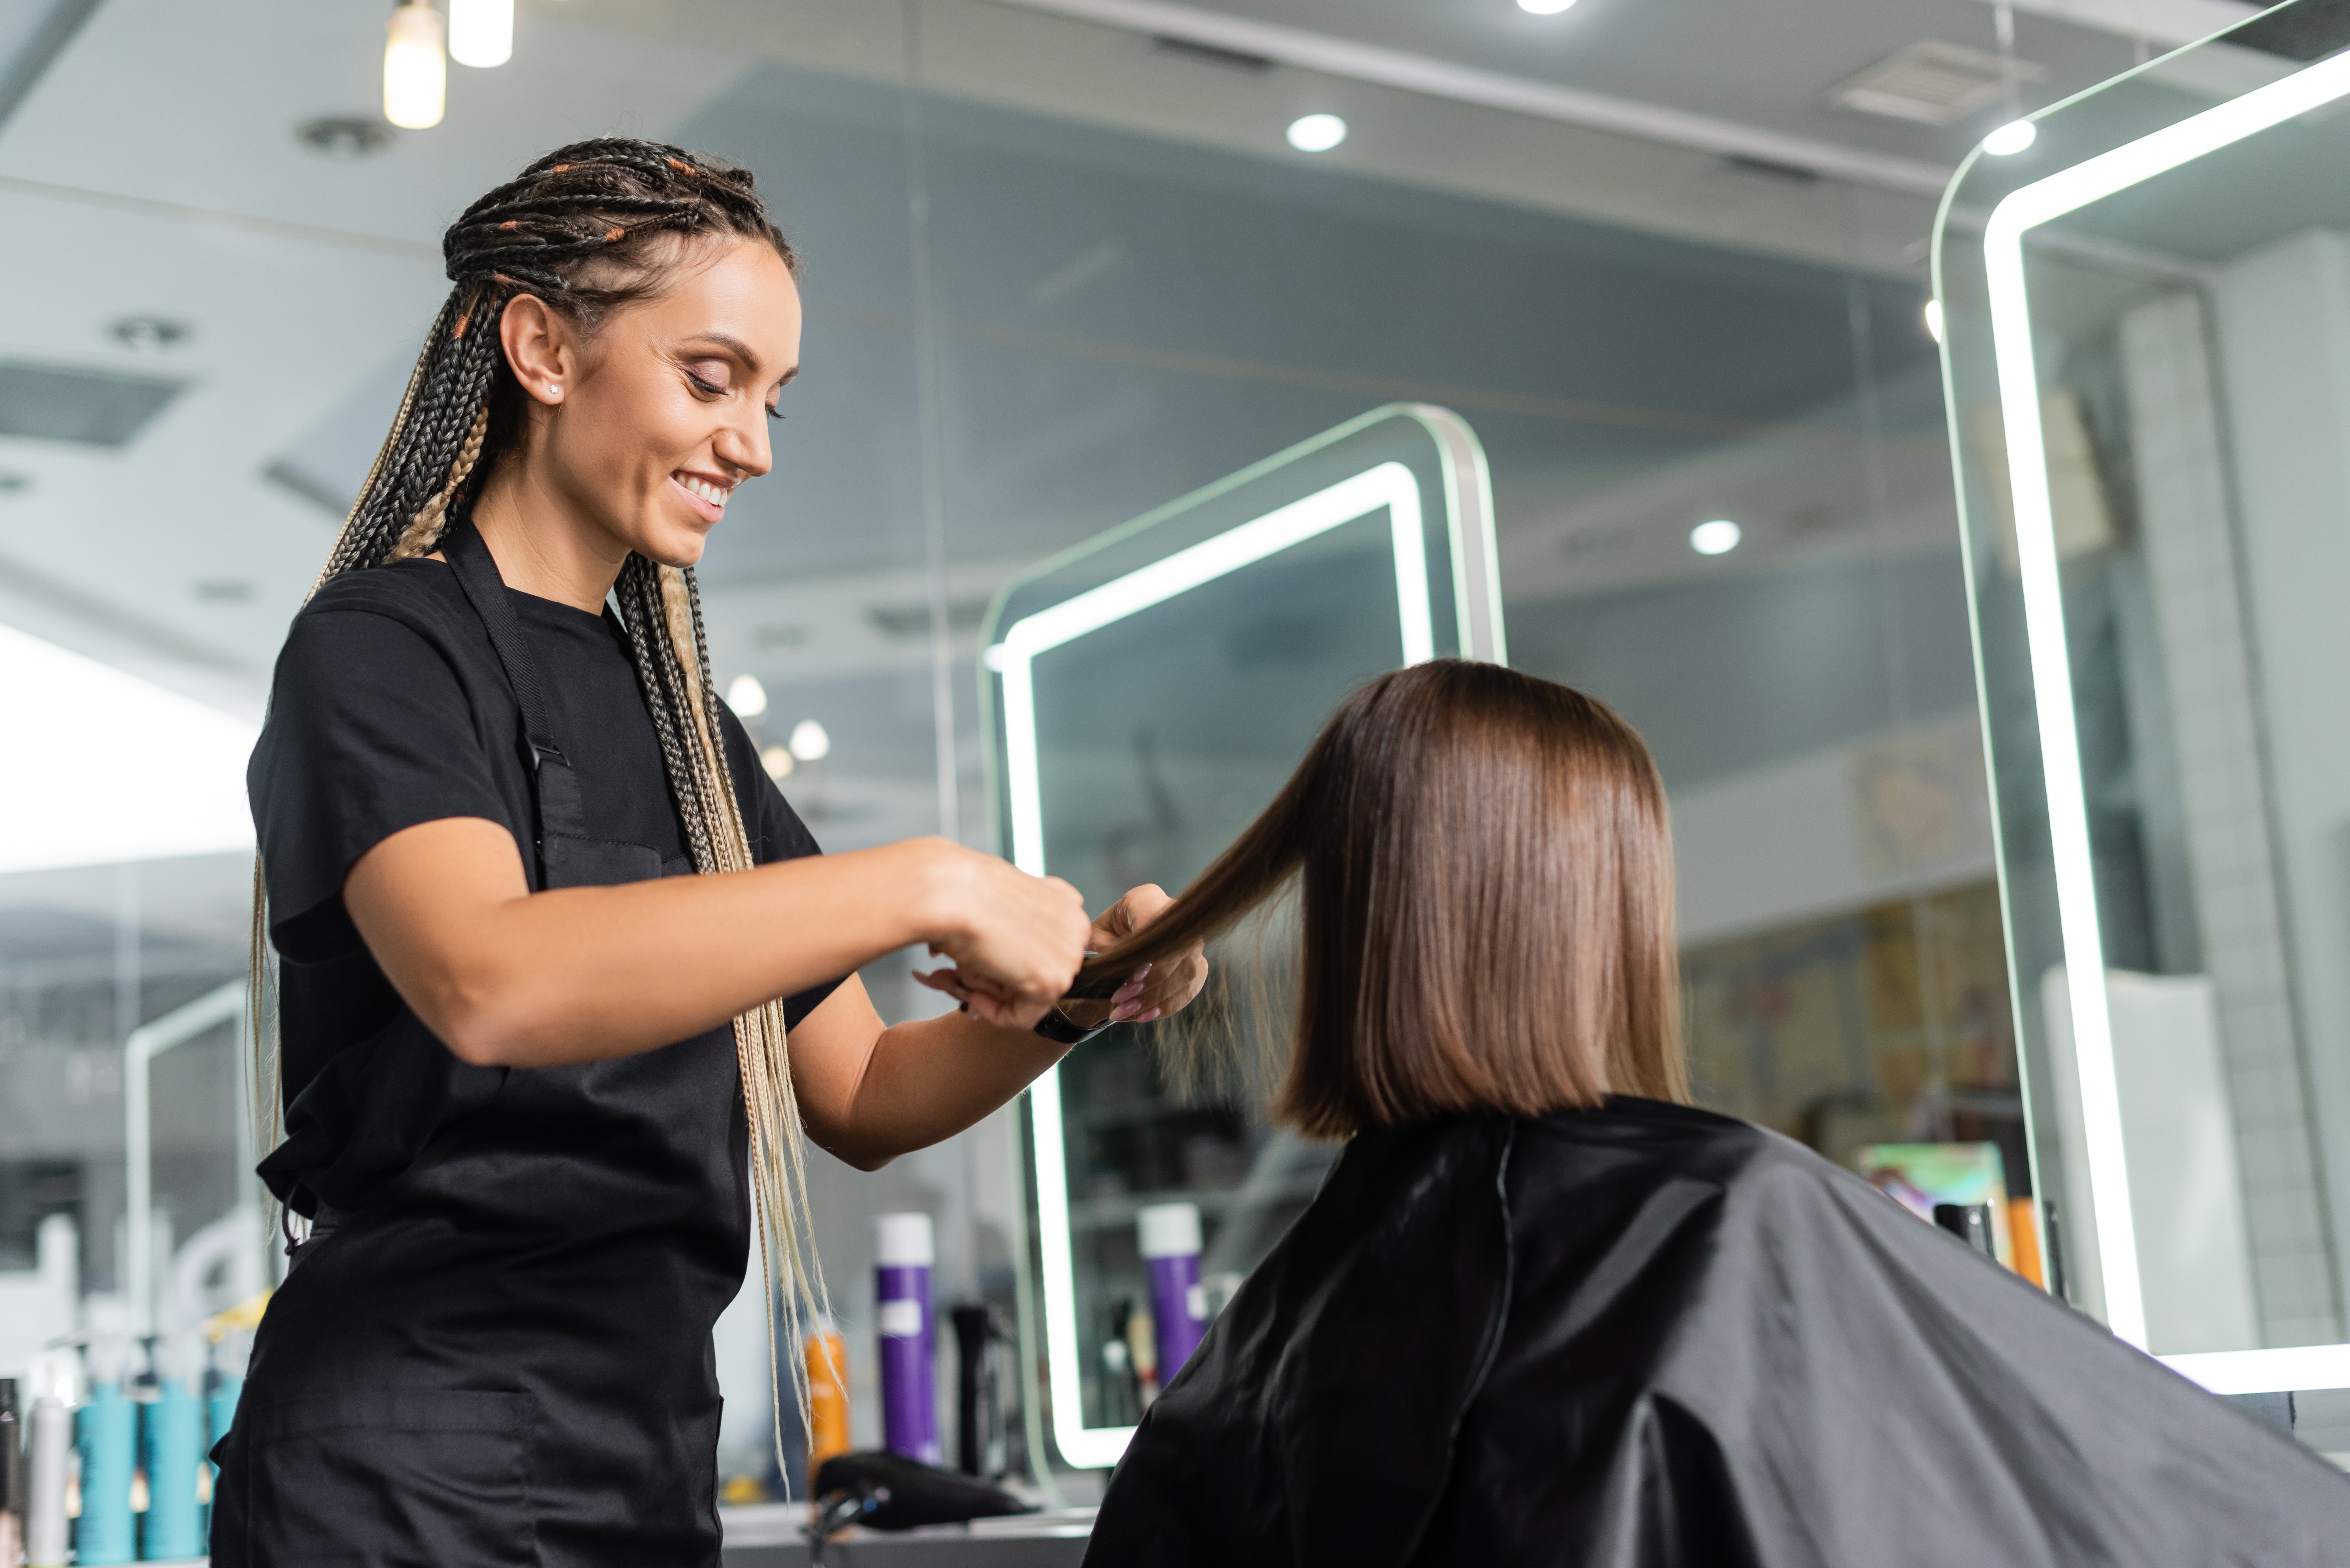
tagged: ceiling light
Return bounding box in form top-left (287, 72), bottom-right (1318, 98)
top-left (110, 316), bottom-right (192, 353)
top-left (1286, 113), bottom-right (1347, 152)
top-left (1984, 118), bottom-right (2038, 156)
top-left (295, 116), bottom-right (395, 157)
top-left (1690, 519), bottom-right (1742, 556)
top-left (1923, 298), bottom-right (1945, 344)
top-left (384, 2), bottom-right (447, 131)
top-left (1518, 0), bottom-right (1576, 12)
top-left (449, 0), bottom-right (512, 68)
top-left (789, 719), bottom-right (831, 762)
top-left (726, 673), bottom-right (768, 717)
top-left (761, 745), bottom-right (796, 780)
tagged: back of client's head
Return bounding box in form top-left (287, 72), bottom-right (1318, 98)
top-left (1096, 658), bottom-right (1685, 1137)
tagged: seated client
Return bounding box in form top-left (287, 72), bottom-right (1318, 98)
top-left (1081, 659), bottom-right (2349, 1567)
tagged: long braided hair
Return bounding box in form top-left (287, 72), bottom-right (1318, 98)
top-left (249, 138), bottom-right (829, 1458)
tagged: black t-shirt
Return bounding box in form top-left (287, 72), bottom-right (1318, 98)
top-left (250, 557), bottom-right (838, 1108)
top-left (237, 558), bottom-right (844, 1565)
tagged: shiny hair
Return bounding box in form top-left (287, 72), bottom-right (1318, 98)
top-left (249, 139), bottom-right (826, 1464)
top-left (1095, 660), bottom-right (1686, 1136)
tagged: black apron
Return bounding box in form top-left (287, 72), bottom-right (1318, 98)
top-left (214, 523), bottom-right (752, 1568)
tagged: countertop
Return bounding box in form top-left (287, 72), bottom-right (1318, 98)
top-left (719, 1504), bottom-right (1095, 1567)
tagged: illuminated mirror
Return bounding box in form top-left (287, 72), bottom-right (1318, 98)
top-left (983, 404), bottom-right (1503, 1468)
top-left (1934, 0), bottom-right (2350, 1397)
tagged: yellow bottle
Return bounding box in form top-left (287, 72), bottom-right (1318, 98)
top-left (806, 1323), bottom-right (850, 1490)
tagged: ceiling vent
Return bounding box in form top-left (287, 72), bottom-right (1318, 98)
top-left (0, 361), bottom-right (184, 447)
top-left (1824, 40), bottom-right (2049, 126)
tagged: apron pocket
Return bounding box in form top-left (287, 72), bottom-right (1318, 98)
top-left (238, 1389), bottom-right (539, 1568)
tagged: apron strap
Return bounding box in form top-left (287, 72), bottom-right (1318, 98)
top-left (441, 518), bottom-right (593, 877)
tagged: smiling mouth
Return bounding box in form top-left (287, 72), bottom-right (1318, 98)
top-left (671, 472), bottom-right (733, 516)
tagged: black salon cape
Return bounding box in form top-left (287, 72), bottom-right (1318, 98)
top-left (219, 557), bottom-right (841, 1568)
top-left (1086, 1097), bottom-right (2350, 1567)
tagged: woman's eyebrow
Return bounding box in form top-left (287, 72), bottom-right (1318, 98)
top-left (681, 332), bottom-right (765, 374)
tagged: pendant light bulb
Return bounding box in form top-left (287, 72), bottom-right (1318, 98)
top-left (384, 2), bottom-right (447, 130)
top-left (449, 0), bottom-right (513, 69)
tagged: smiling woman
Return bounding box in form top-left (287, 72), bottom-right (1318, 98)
top-left (214, 139), bottom-right (1207, 1568)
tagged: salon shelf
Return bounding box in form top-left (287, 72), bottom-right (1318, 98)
top-left (721, 1505), bottom-right (1092, 1566)
top-left (1065, 1173), bottom-right (1325, 1235)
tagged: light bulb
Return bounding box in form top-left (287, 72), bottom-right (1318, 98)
top-left (761, 745), bottom-right (796, 780)
top-left (449, 0), bottom-right (513, 68)
top-left (1690, 519), bottom-right (1742, 556)
top-left (383, 3), bottom-right (446, 130)
top-left (1518, 0), bottom-right (1577, 12)
top-left (1984, 119), bottom-right (2038, 156)
top-left (726, 673), bottom-right (769, 717)
top-left (1286, 114), bottom-right (1348, 153)
top-left (789, 719), bottom-right (831, 762)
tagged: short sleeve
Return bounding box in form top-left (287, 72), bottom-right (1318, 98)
top-left (715, 707), bottom-right (844, 1026)
top-left (251, 607), bottom-right (512, 961)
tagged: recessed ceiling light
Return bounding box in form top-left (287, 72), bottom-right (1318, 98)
top-left (726, 673), bottom-right (769, 717)
top-left (1923, 298), bottom-right (1945, 343)
top-left (1690, 519), bottom-right (1742, 556)
top-left (1984, 118), bottom-right (2038, 155)
top-left (789, 719), bottom-right (832, 762)
top-left (295, 117), bottom-right (395, 157)
top-left (1286, 113), bottom-right (1348, 152)
top-left (761, 745), bottom-right (796, 780)
top-left (1519, 0), bottom-right (1576, 12)
top-left (110, 316), bottom-right (192, 353)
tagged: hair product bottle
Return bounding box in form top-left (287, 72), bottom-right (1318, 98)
top-left (24, 1390), bottom-right (70, 1568)
top-left (74, 1338), bottom-right (135, 1566)
top-left (804, 1315), bottom-right (850, 1489)
top-left (1138, 1202), bottom-right (1209, 1385)
top-left (141, 1333), bottom-right (207, 1560)
top-left (875, 1213), bottom-right (939, 1465)
top-left (1, 1377), bottom-right (21, 1568)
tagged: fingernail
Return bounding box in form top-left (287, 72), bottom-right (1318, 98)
top-left (1111, 1000), bottom-right (1141, 1022)
top-left (1136, 1007), bottom-right (1162, 1023)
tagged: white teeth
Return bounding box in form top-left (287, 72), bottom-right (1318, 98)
top-left (680, 476), bottom-right (726, 507)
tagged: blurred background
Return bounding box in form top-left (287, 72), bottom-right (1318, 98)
top-left (2, 0), bottom-right (2333, 1507)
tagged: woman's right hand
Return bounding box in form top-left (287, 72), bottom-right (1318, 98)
top-left (908, 839), bottom-right (1091, 1029)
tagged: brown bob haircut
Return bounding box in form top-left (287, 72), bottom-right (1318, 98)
top-left (1094, 659), bottom-right (1687, 1138)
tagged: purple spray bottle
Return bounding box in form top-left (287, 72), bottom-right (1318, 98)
top-left (1138, 1202), bottom-right (1208, 1386)
top-left (875, 1212), bottom-right (940, 1464)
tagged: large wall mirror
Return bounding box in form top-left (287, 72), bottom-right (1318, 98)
top-left (983, 405), bottom-right (1503, 1470)
top-left (1934, 0), bottom-right (2350, 1401)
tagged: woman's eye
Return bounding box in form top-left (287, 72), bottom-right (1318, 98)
top-left (765, 404), bottom-right (785, 423)
top-left (683, 368), bottom-right (726, 396)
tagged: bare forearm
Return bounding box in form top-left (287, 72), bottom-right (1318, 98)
top-left (804, 1005), bottom-right (1070, 1171)
top-left (368, 835), bottom-right (947, 1066)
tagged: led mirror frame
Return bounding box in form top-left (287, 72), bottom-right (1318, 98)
top-left (989, 414), bottom-right (1501, 1469)
top-left (1964, 44), bottom-right (2350, 1395)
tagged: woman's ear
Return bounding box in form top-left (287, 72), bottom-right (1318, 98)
top-left (499, 294), bottom-right (572, 407)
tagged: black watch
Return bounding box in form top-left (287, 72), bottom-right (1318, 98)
top-left (1032, 1006), bottom-right (1107, 1047)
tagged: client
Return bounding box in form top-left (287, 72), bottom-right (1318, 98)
top-left (1080, 659), bottom-right (2350, 1566)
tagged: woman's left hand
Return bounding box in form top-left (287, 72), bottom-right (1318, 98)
top-left (914, 882), bottom-right (1209, 1026)
top-left (1086, 884), bottom-right (1209, 1024)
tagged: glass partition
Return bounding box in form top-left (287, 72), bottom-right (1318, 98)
top-left (983, 405), bottom-right (1501, 1469)
top-left (1933, 0), bottom-right (2350, 1396)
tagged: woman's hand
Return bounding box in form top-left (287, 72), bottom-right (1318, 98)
top-left (1087, 884), bottom-right (1210, 1023)
top-left (910, 841), bottom-right (1092, 1029)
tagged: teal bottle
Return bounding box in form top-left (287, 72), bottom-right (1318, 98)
top-left (73, 1380), bottom-right (136, 1565)
top-left (141, 1376), bottom-right (205, 1560)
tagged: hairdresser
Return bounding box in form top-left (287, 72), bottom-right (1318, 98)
top-left (216, 139), bottom-right (1203, 1567)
